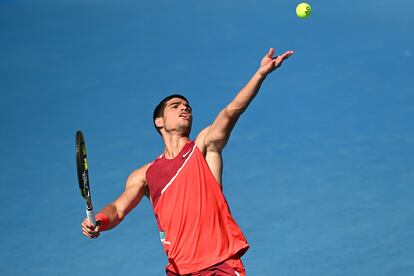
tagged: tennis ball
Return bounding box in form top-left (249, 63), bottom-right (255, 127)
top-left (296, 3), bottom-right (311, 18)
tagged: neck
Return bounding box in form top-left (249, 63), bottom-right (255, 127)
top-left (161, 134), bottom-right (190, 159)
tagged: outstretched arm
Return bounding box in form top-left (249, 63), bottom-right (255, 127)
top-left (197, 48), bottom-right (294, 152)
top-left (81, 163), bottom-right (150, 239)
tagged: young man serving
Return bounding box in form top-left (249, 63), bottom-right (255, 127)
top-left (81, 48), bottom-right (294, 275)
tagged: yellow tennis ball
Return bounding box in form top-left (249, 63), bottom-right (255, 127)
top-left (296, 3), bottom-right (311, 18)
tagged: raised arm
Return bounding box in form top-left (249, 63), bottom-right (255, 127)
top-left (81, 163), bottom-right (150, 239)
top-left (197, 48), bottom-right (294, 152)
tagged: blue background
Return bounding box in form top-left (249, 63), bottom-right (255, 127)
top-left (1, 0), bottom-right (413, 275)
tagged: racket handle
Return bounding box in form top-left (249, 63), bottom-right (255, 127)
top-left (86, 209), bottom-right (96, 226)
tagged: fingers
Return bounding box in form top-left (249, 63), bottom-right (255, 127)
top-left (273, 50), bottom-right (294, 67)
top-left (267, 48), bottom-right (275, 58)
top-left (259, 47), bottom-right (293, 75)
top-left (275, 50), bottom-right (294, 61)
top-left (81, 219), bottom-right (101, 239)
top-left (82, 228), bottom-right (100, 239)
top-left (282, 50), bottom-right (294, 59)
top-left (267, 48), bottom-right (293, 59)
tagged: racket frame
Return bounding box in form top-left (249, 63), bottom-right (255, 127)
top-left (76, 130), bottom-right (96, 226)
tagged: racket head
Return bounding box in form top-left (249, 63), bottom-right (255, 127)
top-left (75, 130), bottom-right (92, 210)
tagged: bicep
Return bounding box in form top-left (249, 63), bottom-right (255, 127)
top-left (112, 165), bottom-right (149, 219)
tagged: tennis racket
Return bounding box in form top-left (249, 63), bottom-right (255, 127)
top-left (75, 130), bottom-right (96, 226)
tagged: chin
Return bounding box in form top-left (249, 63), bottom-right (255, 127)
top-left (178, 124), bottom-right (192, 136)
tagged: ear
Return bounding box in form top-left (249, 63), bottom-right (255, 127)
top-left (155, 117), bottom-right (163, 129)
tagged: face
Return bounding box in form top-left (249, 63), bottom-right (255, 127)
top-left (155, 98), bottom-right (193, 135)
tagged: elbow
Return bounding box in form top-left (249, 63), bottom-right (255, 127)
top-left (109, 204), bottom-right (126, 223)
top-left (116, 210), bottom-right (126, 222)
top-left (224, 104), bottom-right (245, 119)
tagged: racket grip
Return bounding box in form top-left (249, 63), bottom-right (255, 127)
top-left (86, 209), bottom-right (96, 226)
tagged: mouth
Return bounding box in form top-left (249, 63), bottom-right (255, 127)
top-left (179, 112), bottom-right (191, 120)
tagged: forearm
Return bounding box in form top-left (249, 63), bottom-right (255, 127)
top-left (226, 70), bottom-right (266, 117)
top-left (95, 167), bottom-right (148, 232)
top-left (226, 48), bottom-right (293, 117)
top-left (201, 48), bottom-right (292, 151)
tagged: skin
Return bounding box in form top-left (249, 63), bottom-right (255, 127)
top-left (81, 47), bottom-right (293, 239)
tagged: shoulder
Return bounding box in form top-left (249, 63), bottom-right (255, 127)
top-left (126, 162), bottom-right (153, 188)
top-left (195, 126), bottom-right (211, 154)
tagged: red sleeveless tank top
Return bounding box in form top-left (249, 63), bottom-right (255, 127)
top-left (146, 141), bottom-right (249, 274)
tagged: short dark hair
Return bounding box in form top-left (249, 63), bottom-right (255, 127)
top-left (153, 94), bottom-right (190, 134)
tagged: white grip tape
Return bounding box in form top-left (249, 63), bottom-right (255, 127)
top-left (86, 209), bottom-right (96, 226)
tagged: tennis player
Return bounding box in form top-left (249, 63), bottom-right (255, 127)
top-left (81, 48), bottom-right (293, 275)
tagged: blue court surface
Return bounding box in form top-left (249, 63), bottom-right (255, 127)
top-left (0, 0), bottom-right (413, 275)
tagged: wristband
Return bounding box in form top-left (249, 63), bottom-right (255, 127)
top-left (95, 213), bottom-right (110, 231)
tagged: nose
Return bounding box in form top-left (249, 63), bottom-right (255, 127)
top-left (181, 104), bottom-right (189, 112)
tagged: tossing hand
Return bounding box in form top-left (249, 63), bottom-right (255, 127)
top-left (258, 48), bottom-right (294, 76)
